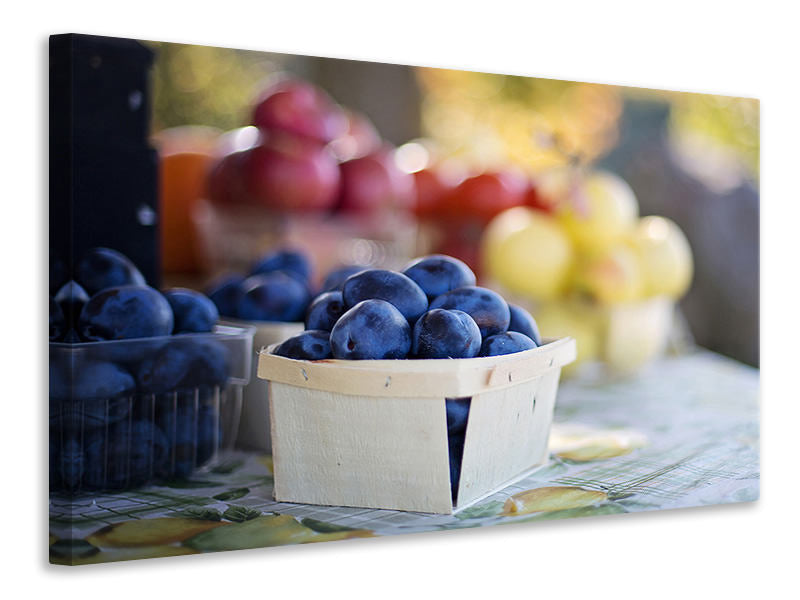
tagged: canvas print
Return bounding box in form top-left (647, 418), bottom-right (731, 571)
top-left (48, 34), bottom-right (759, 565)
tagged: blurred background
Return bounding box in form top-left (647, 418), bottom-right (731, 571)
top-left (145, 40), bottom-right (759, 370)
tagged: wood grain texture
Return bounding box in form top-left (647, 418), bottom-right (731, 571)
top-left (456, 373), bottom-right (554, 508)
top-left (270, 382), bottom-right (454, 513)
top-left (262, 337), bottom-right (575, 514)
top-left (258, 337), bottom-right (576, 398)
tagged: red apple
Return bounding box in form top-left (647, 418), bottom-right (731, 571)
top-left (252, 79), bottom-right (348, 144)
top-left (328, 110), bottom-right (382, 162)
top-left (207, 150), bottom-right (253, 207)
top-left (413, 168), bottom-right (454, 220)
top-left (337, 148), bottom-right (415, 214)
top-left (243, 132), bottom-right (341, 212)
top-left (444, 171), bottom-right (527, 224)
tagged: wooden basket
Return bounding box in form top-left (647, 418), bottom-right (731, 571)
top-left (257, 337), bottom-right (576, 514)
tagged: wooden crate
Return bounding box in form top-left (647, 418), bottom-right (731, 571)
top-left (257, 337), bottom-right (576, 514)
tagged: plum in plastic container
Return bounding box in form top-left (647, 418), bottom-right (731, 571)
top-left (49, 322), bottom-right (254, 494)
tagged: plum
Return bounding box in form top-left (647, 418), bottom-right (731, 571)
top-left (320, 265), bottom-right (366, 293)
top-left (305, 291), bottom-right (346, 332)
top-left (448, 430), bottom-right (466, 501)
top-left (59, 437), bottom-right (84, 492)
top-left (163, 288), bottom-right (219, 334)
top-left (446, 397), bottom-right (471, 436)
top-left (83, 420), bottom-right (169, 489)
top-left (49, 296), bottom-right (65, 341)
top-left (445, 397), bottom-right (472, 501)
top-left (206, 274), bottom-right (246, 319)
top-left (75, 247), bottom-right (146, 296)
top-left (55, 280), bottom-right (90, 331)
top-left (479, 331), bottom-right (537, 357)
top-left (273, 330), bottom-right (332, 360)
top-left (402, 254), bottom-right (476, 301)
top-left (342, 269), bottom-right (428, 323)
top-left (156, 388), bottom-right (221, 478)
top-left (412, 309), bottom-right (481, 359)
top-left (237, 272), bottom-right (310, 322)
top-left (507, 304), bottom-right (542, 346)
top-left (79, 285), bottom-right (174, 341)
top-left (137, 338), bottom-right (230, 394)
top-left (250, 249), bottom-right (313, 283)
top-left (49, 359), bottom-right (135, 431)
top-left (429, 286), bottom-right (510, 339)
top-left (330, 299), bottom-right (411, 360)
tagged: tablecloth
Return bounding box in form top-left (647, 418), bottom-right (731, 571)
top-left (49, 349), bottom-right (759, 565)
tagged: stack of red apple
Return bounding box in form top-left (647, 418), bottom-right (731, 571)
top-left (207, 78), bottom-right (415, 218)
top-left (411, 166), bottom-right (555, 277)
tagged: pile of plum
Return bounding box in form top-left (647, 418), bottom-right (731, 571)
top-left (49, 248), bottom-right (233, 492)
top-left (251, 251), bottom-right (543, 501)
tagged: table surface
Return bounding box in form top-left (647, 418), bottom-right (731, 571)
top-left (49, 350), bottom-right (760, 565)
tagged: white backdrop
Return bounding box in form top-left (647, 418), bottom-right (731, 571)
top-left (3, 1), bottom-right (794, 597)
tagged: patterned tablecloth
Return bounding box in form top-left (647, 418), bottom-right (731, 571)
top-left (49, 350), bottom-right (760, 565)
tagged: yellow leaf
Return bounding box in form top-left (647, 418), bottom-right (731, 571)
top-left (257, 455), bottom-right (274, 475)
top-left (502, 486), bottom-right (608, 516)
top-left (52, 544), bottom-right (198, 565)
top-left (550, 424), bottom-right (646, 462)
top-left (304, 529), bottom-right (376, 544)
top-left (184, 514), bottom-right (316, 552)
top-left (87, 518), bottom-right (228, 548)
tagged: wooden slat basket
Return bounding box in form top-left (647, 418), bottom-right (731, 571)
top-left (257, 337), bottom-right (576, 514)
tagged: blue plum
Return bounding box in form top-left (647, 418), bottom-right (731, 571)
top-left (75, 247), bottom-right (146, 296)
top-left (412, 309), bottom-right (481, 359)
top-left (55, 280), bottom-right (90, 331)
top-left (83, 420), bottom-right (169, 489)
top-left (137, 338), bottom-right (230, 393)
top-left (479, 331), bottom-right (537, 357)
top-left (206, 274), bottom-right (246, 319)
top-left (429, 286), bottom-right (510, 339)
top-left (274, 330), bottom-right (332, 360)
top-left (156, 389), bottom-right (221, 478)
top-left (446, 397), bottom-right (471, 436)
top-left (448, 431), bottom-right (466, 501)
top-left (320, 265), bottom-right (366, 292)
top-left (508, 304), bottom-right (542, 346)
top-left (49, 359), bottom-right (135, 431)
top-left (50, 296), bottom-right (65, 341)
top-left (250, 249), bottom-right (313, 283)
top-left (61, 330), bottom-right (82, 343)
top-left (237, 273), bottom-right (311, 322)
top-left (445, 397), bottom-right (471, 499)
top-left (330, 299), bottom-right (411, 360)
top-left (305, 291), bottom-right (346, 331)
top-left (402, 254), bottom-right (477, 301)
top-left (79, 285), bottom-right (174, 341)
top-left (163, 288), bottom-right (219, 334)
top-left (59, 437), bottom-right (84, 492)
top-left (49, 358), bottom-right (135, 401)
top-left (341, 269), bottom-right (428, 323)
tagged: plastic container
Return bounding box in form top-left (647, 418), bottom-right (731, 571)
top-left (230, 319), bottom-right (305, 452)
top-left (257, 337), bottom-right (576, 514)
top-left (49, 322), bottom-right (254, 494)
